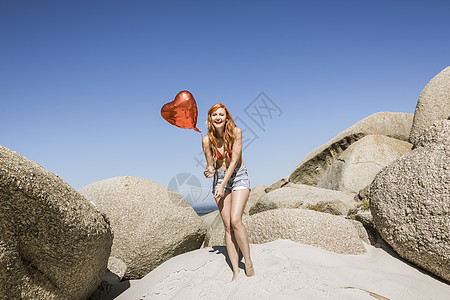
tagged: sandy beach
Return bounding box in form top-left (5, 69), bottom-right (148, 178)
top-left (112, 239), bottom-right (449, 300)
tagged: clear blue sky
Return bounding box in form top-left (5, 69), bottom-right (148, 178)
top-left (1, 0), bottom-right (449, 208)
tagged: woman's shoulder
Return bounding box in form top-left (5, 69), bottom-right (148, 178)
top-left (234, 127), bottom-right (242, 136)
top-left (202, 135), bottom-right (210, 144)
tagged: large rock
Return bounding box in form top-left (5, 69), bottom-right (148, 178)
top-left (317, 135), bottom-right (412, 195)
top-left (0, 145), bottom-right (113, 300)
top-left (289, 112), bottom-right (413, 187)
top-left (79, 176), bottom-right (207, 279)
top-left (249, 184), bottom-right (356, 216)
top-left (244, 184), bottom-right (267, 215)
top-left (409, 66), bottom-right (450, 144)
top-left (264, 176), bottom-right (289, 193)
top-left (370, 120), bottom-right (450, 282)
top-left (209, 211), bottom-right (224, 231)
top-left (202, 212), bottom-right (223, 248)
top-left (205, 208), bottom-right (367, 255)
top-left (200, 209), bottom-right (219, 229)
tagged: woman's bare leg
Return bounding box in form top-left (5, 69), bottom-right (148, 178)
top-left (230, 188), bottom-right (255, 276)
top-left (217, 190), bottom-right (240, 280)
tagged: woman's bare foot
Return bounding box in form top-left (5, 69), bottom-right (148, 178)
top-left (232, 270), bottom-right (240, 281)
top-left (245, 262), bottom-right (255, 277)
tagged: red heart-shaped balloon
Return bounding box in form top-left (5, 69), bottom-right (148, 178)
top-left (161, 91), bottom-right (201, 133)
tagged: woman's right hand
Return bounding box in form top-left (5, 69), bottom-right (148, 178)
top-left (203, 166), bottom-right (215, 178)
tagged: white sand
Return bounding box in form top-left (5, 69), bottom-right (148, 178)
top-left (114, 239), bottom-right (449, 300)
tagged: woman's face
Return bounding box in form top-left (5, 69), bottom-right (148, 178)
top-left (211, 108), bottom-right (227, 129)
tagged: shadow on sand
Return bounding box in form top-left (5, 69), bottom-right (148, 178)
top-left (373, 232), bottom-right (449, 285)
top-left (210, 245), bottom-right (247, 272)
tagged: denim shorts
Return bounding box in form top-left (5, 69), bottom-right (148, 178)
top-left (212, 165), bottom-right (251, 194)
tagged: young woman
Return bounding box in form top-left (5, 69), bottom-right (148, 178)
top-left (202, 103), bottom-right (255, 281)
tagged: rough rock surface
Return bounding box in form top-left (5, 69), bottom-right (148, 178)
top-left (202, 212), bottom-right (224, 248)
top-left (79, 176), bottom-right (206, 279)
top-left (315, 199), bottom-right (350, 216)
top-left (317, 135), bottom-right (412, 194)
top-left (264, 176), bottom-right (289, 193)
top-left (348, 219), bottom-right (371, 245)
top-left (249, 184), bottom-right (356, 216)
top-left (200, 209), bottom-right (219, 229)
top-left (206, 208), bottom-right (366, 255)
top-left (209, 211), bottom-right (224, 231)
top-left (0, 145), bottom-right (113, 300)
top-left (354, 184), bottom-right (371, 203)
top-left (347, 207), bottom-right (373, 228)
top-left (289, 112), bottom-right (413, 187)
top-left (244, 184), bottom-right (267, 215)
top-left (370, 120), bottom-right (450, 282)
top-left (107, 257), bottom-right (127, 281)
top-left (409, 66), bottom-right (450, 144)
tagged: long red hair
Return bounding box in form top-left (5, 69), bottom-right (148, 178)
top-left (207, 103), bottom-right (236, 161)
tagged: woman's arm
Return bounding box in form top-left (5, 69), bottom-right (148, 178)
top-left (202, 136), bottom-right (215, 177)
top-left (217, 127), bottom-right (242, 188)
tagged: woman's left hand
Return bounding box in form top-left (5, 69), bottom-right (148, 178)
top-left (214, 185), bottom-right (224, 200)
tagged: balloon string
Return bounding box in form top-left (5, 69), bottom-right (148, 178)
top-left (198, 129), bottom-right (212, 203)
top-left (200, 166), bottom-right (212, 203)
